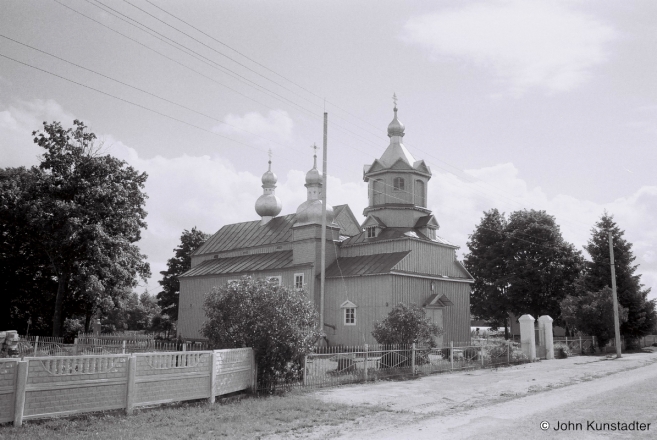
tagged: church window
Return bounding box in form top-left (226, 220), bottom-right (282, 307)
top-left (366, 226), bottom-right (376, 238)
top-left (294, 273), bottom-right (304, 289)
top-left (415, 180), bottom-right (425, 207)
top-left (393, 177), bottom-right (405, 191)
top-left (344, 308), bottom-right (356, 325)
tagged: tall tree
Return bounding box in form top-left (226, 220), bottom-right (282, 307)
top-left (504, 210), bottom-right (583, 323)
top-left (464, 209), bottom-right (582, 332)
top-left (580, 213), bottom-right (656, 340)
top-left (464, 209), bottom-right (510, 337)
top-left (157, 227), bottom-right (209, 320)
top-left (0, 120), bottom-right (150, 336)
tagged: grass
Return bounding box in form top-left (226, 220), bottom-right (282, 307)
top-left (0, 392), bottom-right (392, 440)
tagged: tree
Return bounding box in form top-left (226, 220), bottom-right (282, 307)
top-left (561, 287), bottom-right (628, 349)
top-left (202, 276), bottom-right (322, 389)
top-left (158, 227), bottom-right (209, 320)
top-left (503, 210), bottom-right (583, 323)
top-left (0, 120), bottom-right (150, 336)
top-left (579, 213), bottom-right (656, 340)
top-left (464, 209), bottom-right (510, 338)
top-left (371, 303), bottom-right (442, 347)
top-left (102, 291), bottom-right (161, 332)
top-left (464, 209), bottom-right (582, 331)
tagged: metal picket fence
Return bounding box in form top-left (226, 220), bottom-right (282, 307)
top-left (258, 340), bottom-right (528, 393)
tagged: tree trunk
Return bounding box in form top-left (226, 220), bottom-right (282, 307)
top-left (85, 312), bottom-right (92, 333)
top-left (52, 274), bottom-right (67, 337)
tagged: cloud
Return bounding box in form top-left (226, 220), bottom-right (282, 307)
top-left (0, 98), bottom-right (78, 167)
top-left (428, 163), bottom-right (657, 300)
top-left (212, 109), bottom-right (294, 146)
top-left (402, 1), bottom-right (616, 95)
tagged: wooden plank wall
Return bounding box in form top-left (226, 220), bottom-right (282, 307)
top-left (178, 268), bottom-right (312, 340)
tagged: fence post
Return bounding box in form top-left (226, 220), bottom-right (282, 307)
top-left (411, 343), bottom-right (416, 375)
top-left (592, 336), bottom-right (596, 353)
top-left (481, 345), bottom-right (485, 367)
top-left (208, 351), bottom-right (217, 404)
top-left (13, 360), bottom-right (28, 426)
top-left (579, 337), bottom-right (582, 354)
top-left (251, 350), bottom-right (258, 394)
top-left (450, 341), bottom-right (454, 370)
top-left (507, 340), bottom-right (510, 364)
top-left (182, 343), bottom-right (187, 352)
top-left (33, 336), bottom-right (39, 357)
top-left (125, 355), bottom-right (136, 415)
top-left (363, 344), bottom-right (368, 383)
top-left (303, 355), bottom-right (308, 387)
top-left (122, 340), bottom-right (126, 354)
top-left (73, 337), bottom-right (78, 355)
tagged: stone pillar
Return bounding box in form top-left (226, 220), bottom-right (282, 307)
top-left (519, 314), bottom-right (536, 361)
top-left (93, 318), bottom-right (101, 336)
top-left (538, 315), bottom-right (554, 360)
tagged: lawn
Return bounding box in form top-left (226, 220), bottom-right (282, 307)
top-left (0, 392), bottom-right (391, 440)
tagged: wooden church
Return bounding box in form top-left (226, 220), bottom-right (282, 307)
top-left (177, 104), bottom-right (474, 345)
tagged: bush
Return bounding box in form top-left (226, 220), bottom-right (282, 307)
top-left (202, 276), bottom-right (322, 390)
top-left (554, 342), bottom-right (572, 359)
top-left (372, 303), bottom-right (442, 347)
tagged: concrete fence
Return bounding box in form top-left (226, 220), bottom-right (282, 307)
top-left (1, 348), bottom-right (254, 426)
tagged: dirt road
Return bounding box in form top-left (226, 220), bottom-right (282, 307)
top-left (290, 351), bottom-right (657, 439)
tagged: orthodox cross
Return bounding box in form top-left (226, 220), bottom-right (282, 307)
top-left (393, 92), bottom-right (398, 109)
top-left (311, 143), bottom-right (318, 168)
top-left (267, 148), bottom-right (272, 170)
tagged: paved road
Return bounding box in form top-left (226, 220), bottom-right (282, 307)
top-left (312, 352), bottom-right (657, 440)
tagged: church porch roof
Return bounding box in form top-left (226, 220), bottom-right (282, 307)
top-left (322, 251), bottom-right (411, 278)
top-left (180, 250), bottom-right (295, 278)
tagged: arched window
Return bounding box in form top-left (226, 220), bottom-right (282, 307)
top-left (415, 180), bottom-right (425, 207)
top-left (393, 177), bottom-right (405, 191)
top-left (372, 179), bottom-right (384, 205)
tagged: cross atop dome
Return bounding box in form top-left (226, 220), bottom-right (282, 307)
top-left (392, 92), bottom-right (398, 110)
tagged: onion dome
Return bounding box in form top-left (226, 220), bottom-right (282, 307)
top-left (295, 199), bottom-right (335, 226)
top-left (255, 158), bottom-right (282, 222)
top-left (387, 106), bottom-right (405, 138)
top-left (255, 193), bottom-right (282, 217)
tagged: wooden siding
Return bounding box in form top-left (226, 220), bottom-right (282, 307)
top-left (324, 275), bottom-right (393, 346)
top-left (391, 275), bottom-right (471, 344)
top-left (178, 268), bottom-right (313, 340)
top-left (341, 240), bottom-right (467, 278)
top-left (191, 242), bottom-right (293, 267)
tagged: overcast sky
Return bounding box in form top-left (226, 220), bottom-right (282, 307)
top-left (1, 0), bottom-right (655, 301)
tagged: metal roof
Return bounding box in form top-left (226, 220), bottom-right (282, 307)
top-left (193, 214), bottom-right (295, 256)
top-left (180, 251), bottom-right (294, 277)
top-left (340, 227), bottom-right (456, 247)
top-left (323, 251), bottom-right (410, 278)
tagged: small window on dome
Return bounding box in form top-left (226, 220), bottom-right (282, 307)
top-left (393, 177), bottom-right (405, 191)
top-left (366, 226), bottom-right (377, 238)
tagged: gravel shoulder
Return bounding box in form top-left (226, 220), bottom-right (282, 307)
top-left (271, 350), bottom-right (657, 439)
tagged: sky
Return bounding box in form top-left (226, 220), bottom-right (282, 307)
top-left (1, 0), bottom-right (655, 301)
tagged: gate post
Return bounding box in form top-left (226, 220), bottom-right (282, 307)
top-left (450, 341), bottom-right (454, 370)
top-left (519, 315), bottom-right (536, 361)
top-left (538, 315), bottom-right (554, 360)
top-left (363, 344), bottom-right (368, 383)
top-left (13, 360), bottom-right (28, 426)
top-left (208, 351), bottom-right (217, 404)
top-left (411, 343), bottom-right (416, 374)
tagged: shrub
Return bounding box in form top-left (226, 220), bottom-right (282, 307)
top-left (202, 276), bottom-right (322, 390)
top-left (372, 303), bottom-right (442, 347)
top-left (554, 342), bottom-right (572, 359)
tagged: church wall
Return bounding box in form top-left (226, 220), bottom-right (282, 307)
top-left (341, 240), bottom-right (463, 278)
top-left (391, 275), bottom-right (471, 344)
top-left (324, 275), bottom-right (393, 346)
top-left (177, 267), bottom-right (313, 340)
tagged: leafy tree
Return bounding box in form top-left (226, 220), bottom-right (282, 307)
top-left (503, 210), bottom-right (583, 323)
top-left (0, 120), bottom-right (150, 336)
top-left (465, 209), bottom-right (582, 331)
top-left (102, 291), bottom-right (161, 332)
top-left (579, 213), bottom-right (656, 340)
top-left (158, 227), bottom-right (209, 320)
top-left (561, 287), bottom-right (628, 349)
top-left (202, 276), bottom-right (322, 389)
top-left (464, 209), bottom-right (510, 338)
top-left (371, 303), bottom-right (442, 347)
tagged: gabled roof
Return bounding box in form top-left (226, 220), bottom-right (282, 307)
top-left (180, 251), bottom-right (294, 278)
top-left (341, 227), bottom-right (457, 247)
top-left (362, 214), bottom-right (387, 229)
top-left (414, 215), bottom-right (439, 229)
top-left (423, 294), bottom-right (455, 308)
top-left (323, 251), bottom-right (411, 278)
top-left (333, 204), bottom-right (362, 237)
top-left (193, 214), bottom-right (295, 255)
top-left (379, 141), bottom-right (416, 168)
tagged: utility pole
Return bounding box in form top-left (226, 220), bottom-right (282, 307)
top-left (608, 230), bottom-right (622, 358)
top-left (319, 112), bottom-right (328, 340)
